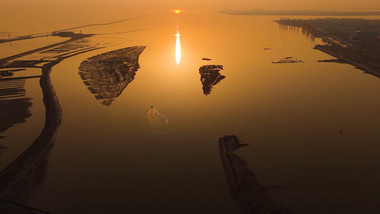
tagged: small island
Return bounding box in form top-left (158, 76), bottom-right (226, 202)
top-left (276, 18), bottom-right (380, 78)
top-left (78, 46), bottom-right (146, 106)
top-left (272, 56), bottom-right (303, 64)
top-left (199, 65), bottom-right (225, 95)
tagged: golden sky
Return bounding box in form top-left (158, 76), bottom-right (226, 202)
top-left (2, 0), bottom-right (380, 11)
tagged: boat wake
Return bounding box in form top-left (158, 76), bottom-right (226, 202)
top-left (146, 106), bottom-right (170, 134)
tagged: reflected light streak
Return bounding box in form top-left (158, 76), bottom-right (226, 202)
top-left (175, 31), bottom-right (181, 65)
top-left (174, 9), bottom-right (181, 65)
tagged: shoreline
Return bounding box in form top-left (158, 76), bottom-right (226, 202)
top-left (276, 18), bottom-right (380, 78)
top-left (314, 45), bottom-right (380, 78)
top-left (221, 10), bottom-right (380, 16)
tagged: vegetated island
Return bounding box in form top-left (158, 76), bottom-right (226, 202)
top-left (276, 18), bottom-right (380, 78)
top-left (78, 46), bottom-right (146, 106)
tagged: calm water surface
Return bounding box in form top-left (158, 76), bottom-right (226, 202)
top-left (1, 11), bottom-right (380, 213)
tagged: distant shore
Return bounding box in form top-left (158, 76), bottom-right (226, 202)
top-left (276, 18), bottom-right (380, 78)
top-left (220, 10), bottom-right (380, 16)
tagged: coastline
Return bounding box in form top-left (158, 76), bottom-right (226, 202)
top-left (314, 45), bottom-right (380, 78)
top-left (276, 18), bottom-right (380, 78)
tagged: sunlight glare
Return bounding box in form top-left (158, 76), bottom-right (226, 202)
top-left (175, 31), bottom-right (181, 64)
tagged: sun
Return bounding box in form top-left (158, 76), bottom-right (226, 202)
top-left (174, 10), bottom-right (181, 14)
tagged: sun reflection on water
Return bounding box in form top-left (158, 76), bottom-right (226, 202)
top-left (175, 31), bottom-right (181, 65)
top-left (174, 9), bottom-right (181, 65)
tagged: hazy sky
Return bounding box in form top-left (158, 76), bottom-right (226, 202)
top-left (2, 0), bottom-right (380, 11)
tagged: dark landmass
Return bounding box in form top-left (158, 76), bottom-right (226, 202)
top-left (220, 9), bottom-right (380, 16)
top-left (199, 65), bottom-right (225, 95)
top-left (0, 31), bottom-right (87, 45)
top-left (0, 69), bottom-right (37, 80)
top-left (0, 31), bottom-right (89, 206)
top-left (0, 65), bottom-right (61, 205)
top-left (202, 58), bottom-right (212, 61)
top-left (218, 135), bottom-right (292, 214)
top-left (0, 71), bottom-right (13, 77)
top-left (0, 32), bottom-right (95, 67)
top-left (0, 32), bottom-right (103, 82)
top-left (0, 38), bottom-right (67, 209)
top-left (0, 79), bottom-right (32, 139)
top-left (318, 59), bottom-right (347, 63)
top-left (78, 46), bottom-right (146, 106)
top-left (0, 34), bottom-right (45, 44)
top-left (276, 18), bottom-right (380, 78)
top-left (0, 15), bottom-right (148, 44)
top-left (0, 69), bottom-right (26, 77)
top-left (0, 31), bottom-right (104, 178)
top-left (50, 15), bottom-right (148, 34)
top-left (0, 20), bottom-right (145, 212)
top-left (0, 31), bottom-right (97, 210)
top-left (272, 57), bottom-right (303, 64)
